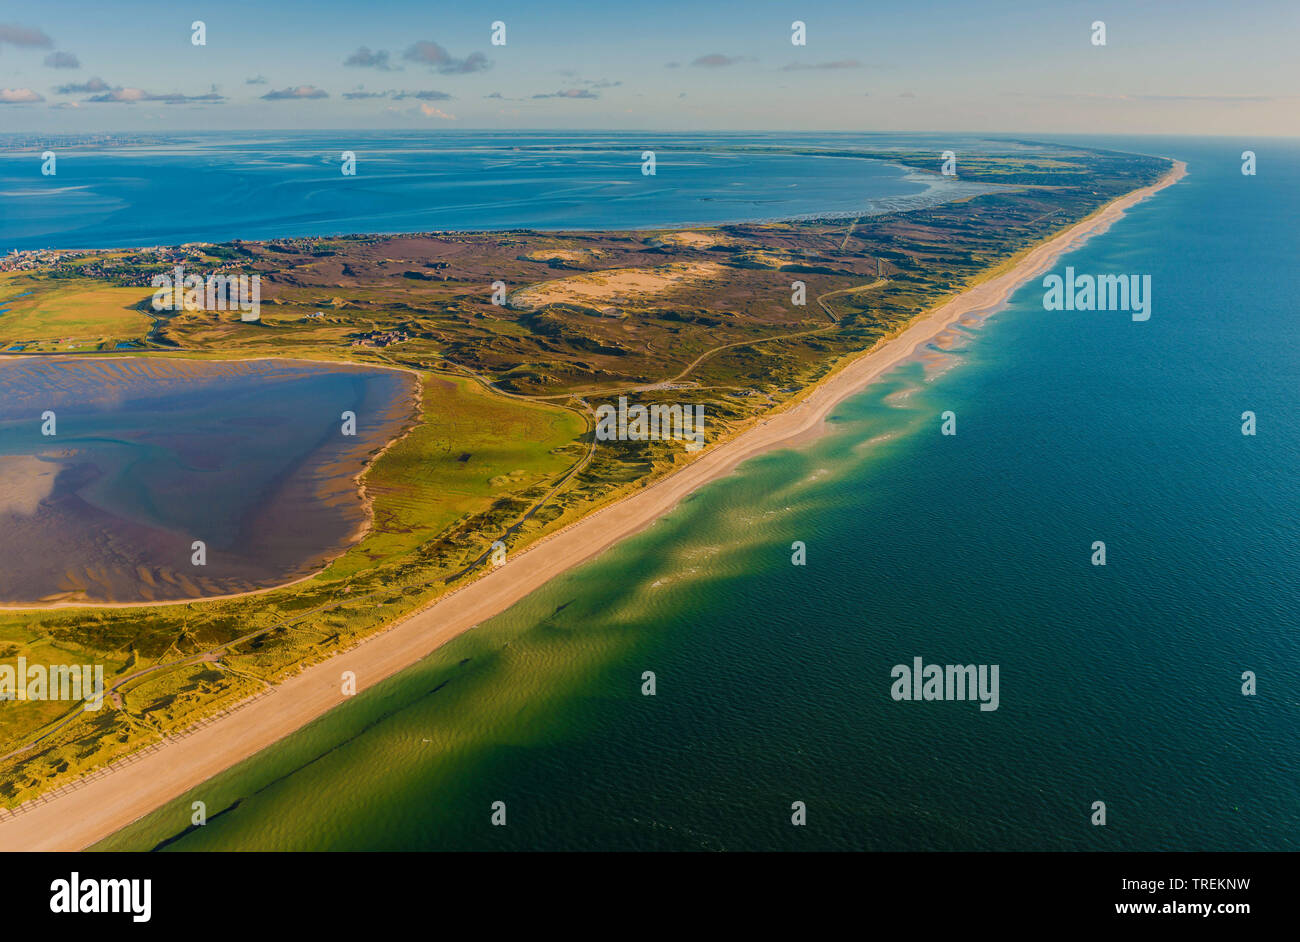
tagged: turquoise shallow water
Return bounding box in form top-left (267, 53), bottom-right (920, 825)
top-left (96, 136), bottom-right (1299, 851)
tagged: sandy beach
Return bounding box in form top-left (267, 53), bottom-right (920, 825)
top-left (0, 160), bottom-right (1185, 851)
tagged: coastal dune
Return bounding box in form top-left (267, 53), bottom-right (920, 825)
top-left (0, 160), bottom-right (1186, 851)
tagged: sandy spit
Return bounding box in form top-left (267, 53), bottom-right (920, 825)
top-left (0, 160), bottom-right (1185, 851)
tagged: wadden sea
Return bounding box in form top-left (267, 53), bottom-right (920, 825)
top-left (95, 137), bottom-right (1298, 850)
top-left (0, 132), bottom-right (1001, 250)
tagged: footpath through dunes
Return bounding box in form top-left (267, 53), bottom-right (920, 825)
top-left (0, 158), bottom-right (1186, 851)
top-left (0, 356), bottom-right (418, 606)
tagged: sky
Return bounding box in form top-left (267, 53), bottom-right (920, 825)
top-left (0, 0), bottom-right (1296, 136)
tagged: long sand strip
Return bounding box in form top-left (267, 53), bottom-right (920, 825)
top-left (0, 160), bottom-right (1185, 851)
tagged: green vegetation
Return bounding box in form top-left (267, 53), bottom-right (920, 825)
top-left (0, 277), bottom-right (152, 349)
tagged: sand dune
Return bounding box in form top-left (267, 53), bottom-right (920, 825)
top-left (0, 160), bottom-right (1185, 851)
top-left (509, 261), bottom-right (724, 310)
top-left (649, 231), bottom-right (741, 249)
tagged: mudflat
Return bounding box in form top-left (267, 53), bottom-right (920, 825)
top-left (0, 357), bottom-right (418, 606)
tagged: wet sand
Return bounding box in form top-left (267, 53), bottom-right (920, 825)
top-left (0, 357), bottom-right (418, 607)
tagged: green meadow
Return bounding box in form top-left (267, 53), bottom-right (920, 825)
top-left (0, 275), bottom-right (153, 349)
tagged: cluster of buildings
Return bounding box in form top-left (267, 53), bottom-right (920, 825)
top-left (262, 235), bottom-right (381, 253)
top-left (1, 245), bottom-right (245, 286)
top-left (1, 248), bottom-right (69, 272)
top-left (349, 329), bottom-right (409, 348)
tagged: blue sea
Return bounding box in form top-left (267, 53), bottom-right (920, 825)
top-left (43, 132), bottom-right (1299, 851)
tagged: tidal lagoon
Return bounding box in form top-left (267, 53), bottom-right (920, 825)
top-left (0, 357), bottom-right (416, 605)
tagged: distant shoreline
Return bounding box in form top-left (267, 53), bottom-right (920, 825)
top-left (0, 159), bottom-right (1186, 851)
top-left (0, 143), bottom-right (996, 255)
